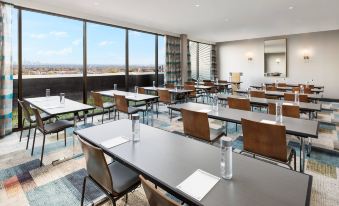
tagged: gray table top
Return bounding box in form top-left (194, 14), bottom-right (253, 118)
top-left (25, 96), bottom-right (94, 116)
top-left (217, 94), bottom-right (321, 112)
top-left (265, 83), bottom-right (324, 89)
top-left (235, 89), bottom-right (323, 100)
top-left (98, 90), bottom-right (158, 101)
top-left (250, 85), bottom-right (324, 93)
top-left (169, 103), bottom-right (319, 138)
top-left (142, 87), bottom-right (193, 94)
top-left (74, 119), bottom-right (312, 206)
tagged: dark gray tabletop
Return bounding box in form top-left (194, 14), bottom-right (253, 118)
top-left (235, 89), bottom-right (323, 100)
top-left (25, 96), bottom-right (94, 116)
top-left (265, 83), bottom-right (324, 89)
top-left (250, 85), bottom-right (324, 93)
top-left (217, 94), bottom-right (321, 112)
top-left (98, 90), bottom-right (158, 102)
top-left (169, 103), bottom-right (318, 138)
top-left (74, 119), bottom-right (312, 206)
top-left (142, 87), bottom-right (192, 94)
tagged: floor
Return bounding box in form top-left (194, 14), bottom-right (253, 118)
top-left (0, 99), bottom-right (339, 206)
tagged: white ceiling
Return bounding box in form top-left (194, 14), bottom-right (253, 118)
top-left (7, 0), bottom-right (339, 43)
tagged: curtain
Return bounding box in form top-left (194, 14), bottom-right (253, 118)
top-left (186, 40), bottom-right (191, 81)
top-left (165, 36), bottom-right (181, 84)
top-left (0, 3), bottom-right (13, 137)
top-left (211, 45), bottom-right (217, 80)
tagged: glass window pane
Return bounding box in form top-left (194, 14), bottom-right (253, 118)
top-left (198, 43), bottom-right (212, 80)
top-left (12, 8), bottom-right (18, 128)
top-left (189, 41), bottom-right (198, 80)
top-left (22, 11), bottom-right (83, 103)
top-left (158, 35), bottom-right (165, 86)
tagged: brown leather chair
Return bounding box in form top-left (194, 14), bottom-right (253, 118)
top-left (268, 103), bottom-right (300, 118)
top-left (181, 108), bottom-right (224, 143)
top-left (250, 90), bottom-right (265, 98)
top-left (227, 97), bottom-right (251, 111)
top-left (184, 84), bottom-right (201, 102)
top-left (277, 83), bottom-right (287, 87)
top-left (293, 87), bottom-right (312, 94)
top-left (165, 83), bottom-right (175, 89)
top-left (184, 81), bottom-right (195, 85)
top-left (78, 137), bottom-right (140, 206)
top-left (158, 89), bottom-right (175, 105)
top-left (241, 118), bottom-right (296, 170)
top-left (31, 107), bottom-right (73, 166)
top-left (140, 175), bottom-right (180, 206)
top-left (204, 81), bottom-right (218, 95)
top-left (284, 93), bottom-right (309, 103)
top-left (266, 86), bottom-right (277, 91)
top-left (18, 100), bottom-right (52, 149)
top-left (114, 94), bottom-right (141, 120)
top-left (91, 91), bottom-right (115, 123)
top-left (137, 87), bottom-right (145, 94)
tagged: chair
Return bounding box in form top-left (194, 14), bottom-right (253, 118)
top-left (266, 86), bottom-right (277, 91)
top-left (91, 92), bottom-right (115, 124)
top-left (241, 118), bottom-right (296, 170)
top-left (165, 83), bottom-right (175, 89)
top-left (114, 94), bottom-right (141, 120)
top-left (277, 83), bottom-right (287, 87)
top-left (268, 103), bottom-right (300, 118)
top-left (227, 97), bottom-right (251, 111)
top-left (184, 85), bottom-right (201, 102)
top-left (158, 89), bottom-right (176, 116)
top-left (31, 108), bottom-right (73, 166)
top-left (250, 90), bottom-right (265, 98)
top-left (293, 87), bottom-right (312, 94)
top-left (181, 108), bottom-right (224, 143)
top-left (140, 175), bottom-right (180, 206)
top-left (18, 100), bottom-right (52, 149)
top-left (184, 81), bottom-right (195, 85)
top-left (284, 93), bottom-right (309, 103)
top-left (78, 137), bottom-right (140, 206)
top-left (137, 87), bottom-right (145, 94)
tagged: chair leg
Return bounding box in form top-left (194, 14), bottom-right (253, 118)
top-left (102, 109), bottom-right (104, 124)
top-left (57, 132), bottom-right (59, 140)
top-left (20, 118), bottom-right (25, 142)
top-left (114, 109), bottom-right (117, 120)
top-left (40, 134), bottom-right (46, 166)
top-left (31, 127), bottom-right (37, 155)
top-left (64, 129), bottom-right (67, 146)
top-left (125, 193), bottom-right (128, 203)
top-left (27, 122), bottom-right (32, 140)
top-left (81, 176), bottom-right (87, 206)
top-left (92, 109), bottom-right (94, 123)
top-left (108, 108), bottom-right (111, 120)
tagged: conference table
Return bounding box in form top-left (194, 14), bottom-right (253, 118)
top-left (265, 83), bottom-right (324, 89)
top-left (168, 102), bottom-right (319, 172)
top-left (97, 90), bottom-right (159, 124)
top-left (74, 119), bottom-right (312, 206)
top-left (217, 94), bottom-right (321, 119)
top-left (24, 96), bottom-right (95, 165)
top-left (250, 85), bottom-right (324, 94)
top-left (234, 89), bottom-right (323, 101)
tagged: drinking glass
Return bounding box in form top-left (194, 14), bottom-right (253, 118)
top-left (275, 102), bottom-right (283, 123)
top-left (220, 136), bottom-right (233, 179)
top-left (132, 114), bottom-right (140, 142)
top-left (152, 81), bottom-right (155, 88)
top-left (60, 93), bottom-right (65, 104)
top-left (294, 91), bottom-right (299, 103)
top-left (46, 89), bottom-right (50, 98)
top-left (114, 84), bottom-right (117, 90)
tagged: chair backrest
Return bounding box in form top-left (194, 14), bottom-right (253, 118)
top-left (277, 83), bottom-right (287, 87)
top-left (165, 83), bottom-right (175, 89)
top-left (91, 92), bottom-right (104, 108)
top-left (138, 87), bottom-right (145, 94)
top-left (114, 94), bottom-right (128, 113)
top-left (157, 89), bottom-right (171, 104)
top-left (140, 175), bottom-right (180, 206)
top-left (78, 137), bottom-right (114, 194)
top-left (18, 100), bottom-right (33, 122)
top-left (181, 108), bottom-right (210, 141)
top-left (228, 97), bottom-right (251, 111)
top-left (284, 93), bottom-right (309, 103)
top-left (295, 85), bottom-right (313, 94)
top-left (203, 80), bottom-right (212, 82)
top-left (266, 86), bottom-right (277, 91)
top-left (268, 103), bottom-right (300, 118)
top-left (184, 81), bottom-right (195, 85)
top-left (241, 118), bottom-right (288, 162)
top-left (250, 91), bottom-right (265, 98)
top-left (204, 82), bottom-right (217, 93)
top-left (31, 107), bottom-right (45, 132)
top-left (184, 85), bottom-right (196, 97)
top-left (218, 80), bottom-right (228, 83)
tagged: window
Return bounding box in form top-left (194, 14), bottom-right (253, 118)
top-left (87, 23), bottom-right (126, 94)
top-left (128, 31), bottom-right (155, 90)
top-left (12, 8), bottom-right (18, 128)
top-left (22, 11), bottom-right (83, 102)
top-left (158, 35), bottom-right (165, 86)
top-left (189, 41), bottom-right (212, 80)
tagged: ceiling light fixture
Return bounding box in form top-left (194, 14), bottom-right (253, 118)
top-left (195, 4), bottom-right (200, 7)
top-left (288, 6), bottom-right (294, 10)
top-left (224, 18), bottom-right (229, 22)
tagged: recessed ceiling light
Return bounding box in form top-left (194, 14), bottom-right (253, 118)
top-left (288, 6), bottom-right (294, 10)
top-left (224, 18), bottom-right (229, 22)
top-left (195, 4), bottom-right (200, 7)
top-left (93, 2), bottom-right (99, 6)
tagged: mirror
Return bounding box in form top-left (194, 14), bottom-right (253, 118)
top-left (264, 39), bottom-right (287, 77)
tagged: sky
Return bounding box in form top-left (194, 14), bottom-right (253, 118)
top-left (12, 9), bottom-right (165, 66)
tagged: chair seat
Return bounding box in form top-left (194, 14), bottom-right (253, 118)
top-left (127, 107), bottom-right (140, 114)
top-left (103, 102), bottom-right (115, 109)
top-left (30, 112), bottom-right (52, 122)
top-left (108, 161), bottom-right (140, 194)
top-left (209, 128), bottom-right (224, 142)
top-left (44, 120), bottom-right (74, 134)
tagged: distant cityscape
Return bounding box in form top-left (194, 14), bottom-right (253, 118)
top-left (13, 64), bottom-right (165, 76)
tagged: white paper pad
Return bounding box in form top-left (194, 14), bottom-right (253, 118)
top-left (198, 109), bottom-right (211, 113)
top-left (177, 169), bottom-right (220, 201)
top-left (260, 119), bottom-right (277, 125)
top-left (44, 105), bottom-right (64, 109)
top-left (100, 136), bottom-right (129, 148)
top-left (283, 102), bottom-right (294, 106)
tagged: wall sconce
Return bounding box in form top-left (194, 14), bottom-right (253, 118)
top-left (303, 50), bottom-right (310, 63)
top-left (246, 52), bottom-right (253, 62)
top-left (276, 58), bottom-right (281, 64)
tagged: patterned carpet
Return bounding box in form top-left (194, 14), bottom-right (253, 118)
top-left (0, 100), bottom-right (339, 206)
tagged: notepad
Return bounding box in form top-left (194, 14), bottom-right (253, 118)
top-left (100, 136), bottom-right (129, 149)
top-left (198, 109), bottom-right (211, 113)
top-left (176, 169), bottom-right (220, 201)
top-left (260, 119), bottom-right (277, 125)
top-left (44, 105), bottom-right (64, 109)
top-left (283, 102), bottom-right (294, 106)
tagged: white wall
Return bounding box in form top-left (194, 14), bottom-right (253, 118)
top-left (217, 30), bottom-right (339, 99)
